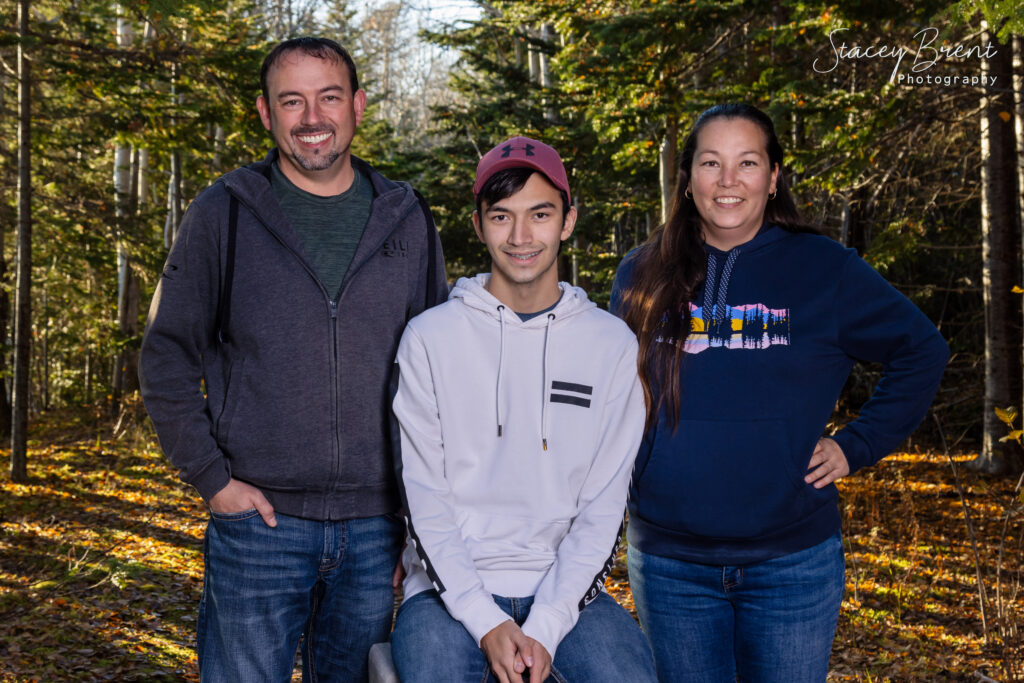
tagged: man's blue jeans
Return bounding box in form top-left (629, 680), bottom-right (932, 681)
top-left (391, 589), bottom-right (657, 682)
top-left (197, 509), bottom-right (404, 683)
top-left (628, 532), bottom-right (845, 683)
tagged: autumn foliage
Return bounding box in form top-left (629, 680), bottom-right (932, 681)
top-left (0, 409), bottom-right (1019, 681)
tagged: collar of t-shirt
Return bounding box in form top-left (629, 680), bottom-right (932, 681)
top-left (516, 292), bottom-right (563, 322)
top-left (269, 161), bottom-right (373, 297)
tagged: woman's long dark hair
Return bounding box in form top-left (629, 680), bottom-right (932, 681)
top-left (619, 103), bottom-right (818, 429)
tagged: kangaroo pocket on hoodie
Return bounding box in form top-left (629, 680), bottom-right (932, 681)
top-left (216, 359), bottom-right (335, 490)
top-left (634, 417), bottom-right (807, 539)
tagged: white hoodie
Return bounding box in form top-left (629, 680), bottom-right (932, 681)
top-left (391, 274), bottom-right (645, 660)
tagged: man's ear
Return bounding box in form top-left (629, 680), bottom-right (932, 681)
top-left (256, 95), bottom-right (272, 132)
top-left (353, 89), bottom-right (367, 127)
top-left (560, 206), bottom-right (578, 242)
top-left (472, 210), bottom-right (484, 242)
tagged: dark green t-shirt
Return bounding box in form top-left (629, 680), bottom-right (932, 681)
top-left (271, 162), bottom-right (373, 297)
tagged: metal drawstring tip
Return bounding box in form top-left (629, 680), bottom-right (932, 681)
top-left (542, 438), bottom-right (548, 451)
top-left (497, 425), bottom-right (503, 437)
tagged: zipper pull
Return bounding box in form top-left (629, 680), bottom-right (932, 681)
top-left (329, 300), bottom-right (338, 320)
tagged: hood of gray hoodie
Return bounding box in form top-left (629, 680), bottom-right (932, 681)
top-left (449, 274), bottom-right (596, 325)
top-left (218, 150), bottom-right (423, 290)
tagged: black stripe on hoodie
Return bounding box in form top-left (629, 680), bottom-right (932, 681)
top-left (550, 380), bottom-right (593, 408)
top-left (578, 518), bottom-right (625, 611)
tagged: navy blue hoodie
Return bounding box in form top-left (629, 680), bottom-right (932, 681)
top-left (610, 225), bottom-right (948, 564)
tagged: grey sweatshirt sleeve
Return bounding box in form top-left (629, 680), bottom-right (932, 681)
top-left (139, 190), bottom-right (231, 501)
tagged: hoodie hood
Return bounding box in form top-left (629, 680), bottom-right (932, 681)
top-left (215, 149), bottom-right (423, 292)
top-left (449, 274), bottom-right (596, 325)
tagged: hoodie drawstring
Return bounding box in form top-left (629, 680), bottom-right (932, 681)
top-left (702, 253), bottom-right (717, 332)
top-left (541, 312), bottom-right (555, 451)
top-left (496, 305), bottom-right (506, 437)
top-left (703, 249), bottom-right (740, 340)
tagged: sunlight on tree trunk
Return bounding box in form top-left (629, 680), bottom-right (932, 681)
top-left (659, 118), bottom-right (677, 225)
top-left (112, 10), bottom-right (140, 407)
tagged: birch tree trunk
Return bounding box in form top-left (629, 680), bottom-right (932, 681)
top-left (660, 117), bottom-right (677, 224)
top-left (112, 11), bottom-right (140, 404)
top-left (978, 25), bottom-right (1022, 474)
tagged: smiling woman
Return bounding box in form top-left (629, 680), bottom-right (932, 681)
top-left (688, 117), bottom-right (778, 251)
top-left (610, 103), bottom-right (949, 682)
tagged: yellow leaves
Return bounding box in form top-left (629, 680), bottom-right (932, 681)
top-left (995, 405), bottom-right (1018, 426)
top-left (1012, 285), bottom-right (1024, 293)
top-left (999, 111), bottom-right (1011, 123)
top-left (999, 430), bottom-right (1023, 443)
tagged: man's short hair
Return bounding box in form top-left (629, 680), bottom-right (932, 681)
top-left (260, 37), bottom-right (359, 100)
top-left (475, 168), bottom-right (571, 220)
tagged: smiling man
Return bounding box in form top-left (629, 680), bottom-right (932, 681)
top-left (389, 138), bottom-right (657, 683)
top-left (139, 37), bottom-right (447, 681)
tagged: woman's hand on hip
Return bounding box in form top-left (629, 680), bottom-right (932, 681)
top-left (804, 437), bottom-right (850, 489)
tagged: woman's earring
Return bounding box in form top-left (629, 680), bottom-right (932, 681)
top-left (685, 187), bottom-right (692, 199)
top-left (768, 189), bottom-right (777, 200)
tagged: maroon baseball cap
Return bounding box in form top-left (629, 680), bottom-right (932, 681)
top-left (473, 136), bottom-right (571, 205)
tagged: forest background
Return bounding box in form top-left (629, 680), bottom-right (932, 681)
top-left (2, 0), bottom-right (1024, 680)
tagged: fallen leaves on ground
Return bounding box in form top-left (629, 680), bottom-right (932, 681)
top-left (606, 449), bottom-right (1024, 682)
top-left (1, 409), bottom-right (1022, 681)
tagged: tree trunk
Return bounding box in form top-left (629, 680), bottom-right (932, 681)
top-left (659, 118), bottom-right (677, 224)
top-left (977, 25), bottom-right (1023, 474)
top-left (112, 12), bottom-right (139, 406)
top-left (539, 24), bottom-right (557, 124)
top-left (11, 0), bottom-right (32, 483)
top-left (1016, 34), bottom-right (1024, 446)
top-left (0, 35), bottom-right (13, 440)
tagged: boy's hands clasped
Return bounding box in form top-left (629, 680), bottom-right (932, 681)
top-left (481, 620), bottom-right (552, 682)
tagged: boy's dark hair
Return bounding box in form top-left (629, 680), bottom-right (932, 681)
top-left (475, 168), bottom-right (571, 220)
top-left (260, 37), bottom-right (359, 100)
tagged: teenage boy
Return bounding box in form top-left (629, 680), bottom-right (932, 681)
top-left (139, 38), bottom-right (446, 681)
top-left (389, 137), bottom-right (657, 682)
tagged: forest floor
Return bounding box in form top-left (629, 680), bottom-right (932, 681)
top-left (1, 408), bottom-right (1022, 682)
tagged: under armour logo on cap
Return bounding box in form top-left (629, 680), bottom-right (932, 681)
top-left (473, 136), bottom-right (571, 205)
top-left (500, 143), bottom-right (536, 158)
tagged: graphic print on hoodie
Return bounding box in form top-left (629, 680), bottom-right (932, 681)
top-left (684, 249), bottom-right (791, 354)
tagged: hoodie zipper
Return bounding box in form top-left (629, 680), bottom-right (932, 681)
top-left (227, 189), bottom-right (345, 495)
top-left (226, 184), bottom-right (419, 503)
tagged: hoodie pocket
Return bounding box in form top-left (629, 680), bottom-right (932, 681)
top-left (458, 511), bottom-right (571, 573)
top-left (634, 418), bottom-right (804, 539)
top-left (214, 357), bottom-right (247, 447)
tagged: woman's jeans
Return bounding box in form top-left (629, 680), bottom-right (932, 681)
top-left (391, 589), bottom-right (657, 682)
top-left (197, 510), bottom-right (404, 683)
top-left (628, 532), bottom-right (845, 683)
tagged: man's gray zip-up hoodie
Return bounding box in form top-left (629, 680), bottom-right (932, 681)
top-left (140, 150), bottom-right (448, 520)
